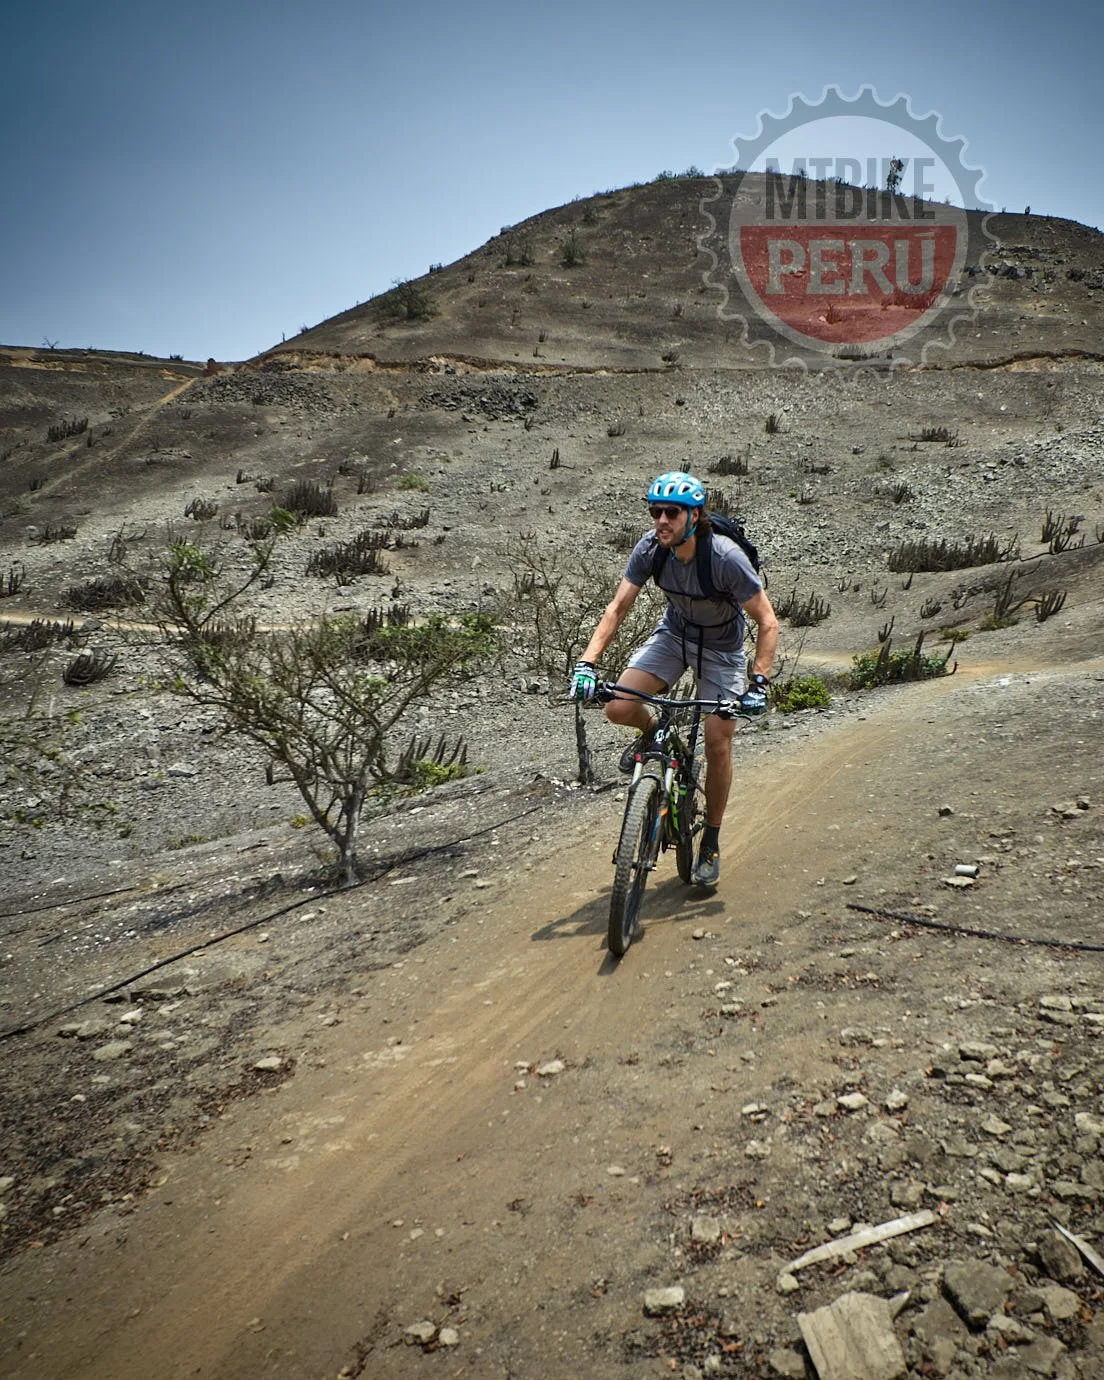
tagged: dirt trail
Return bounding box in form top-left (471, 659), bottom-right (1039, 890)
top-left (2, 662), bottom-right (1102, 1378)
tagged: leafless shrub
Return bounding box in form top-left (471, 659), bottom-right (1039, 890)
top-left (891, 482), bottom-right (913, 503)
top-left (306, 530), bottom-right (390, 580)
top-left (380, 508), bottom-right (430, 530)
top-left (63, 649), bottom-right (118, 686)
top-left (661, 349), bottom-right (681, 365)
top-left (789, 593), bottom-right (832, 627)
top-left (870, 584), bottom-right (887, 608)
top-left (66, 574), bottom-right (148, 610)
top-left (185, 497), bottom-right (219, 521)
top-left (796, 485), bottom-right (815, 505)
top-left (765, 413), bottom-right (783, 435)
top-left (1033, 589), bottom-right (1068, 622)
top-left (917, 426), bottom-right (960, 446)
top-left (609, 522), bottom-right (641, 553)
top-left (254, 475), bottom-right (275, 494)
top-left (607, 420), bottom-right (627, 438)
top-left (31, 523), bottom-right (77, 544)
top-left (1, 564), bottom-right (26, 598)
top-left (877, 616), bottom-right (895, 643)
top-left (28, 475), bottom-right (45, 491)
top-left (887, 532), bottom-right (1019, 573)
top-left (284, 479), bottom-right (338, 518)
top-left (709, 451), bottom-right (749, 477)
top-left (0, 618), bottom-right (80, 651)
top-left (46, 416), bottom-right (88, 443)
top-left (1044, 511), bottom-right (1085, 553)
top-left (920, 597), bottom-right (942, 618)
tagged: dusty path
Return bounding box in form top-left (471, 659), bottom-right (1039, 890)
top-left (3, 661), bottom-right (1103, 1378)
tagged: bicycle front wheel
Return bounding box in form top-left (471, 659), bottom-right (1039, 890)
top-left (608, 772), bottom-right (662, 957)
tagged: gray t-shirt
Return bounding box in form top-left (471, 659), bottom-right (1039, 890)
top-left (624, 531), bottom-right (762, 653)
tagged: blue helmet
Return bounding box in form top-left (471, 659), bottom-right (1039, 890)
top-left (645, 470), bottom-right (706, 508)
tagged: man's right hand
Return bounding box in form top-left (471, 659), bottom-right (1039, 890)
top-left (569, 660), bottom-right (598, 701)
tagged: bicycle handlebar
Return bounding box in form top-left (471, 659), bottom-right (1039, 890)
top-left (595, 680), bottom-right (745, 719)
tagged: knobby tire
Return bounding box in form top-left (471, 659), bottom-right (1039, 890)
top-left (674, 769), bottom-right (699, 884)
top-left (608, 772), bottom-right (661, 957)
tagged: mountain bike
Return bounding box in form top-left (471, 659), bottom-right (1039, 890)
top-left (595, 682), bottom-right (742, 958)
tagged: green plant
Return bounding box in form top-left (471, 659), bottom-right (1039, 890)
top-left (376, 279), bottom-right (435, 322)
top-left (849, 632), bottom-right (956, 689)
top-left (502, 235), bottom-right (534, 267)
top-left (771, 675), bottom-right (831, 712)
top-left (398, 471), bottom-right (431, 492)
top-left (561, 230), bottom-right (587, 268)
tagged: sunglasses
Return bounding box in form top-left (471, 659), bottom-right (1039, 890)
top-left (648, 505), bottom-right (686, 520)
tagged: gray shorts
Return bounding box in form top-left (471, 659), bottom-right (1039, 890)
top-left (626, 625), bottom-right (747, 703)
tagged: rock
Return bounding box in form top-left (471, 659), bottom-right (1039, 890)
top-left (838, 1092), bottom-right (869, 1112)
top-left (117, 1008), bottom-right (143, 1025)
top-left (1006, 1173), bottom-right (1035, 1193)
top-left (1039, 994), bottom-right (1073, 1013)
top-left (938, 805), bottom-right (955, 816)
top-left (889, 1181), bottom-right (924, 1209)
top-left (536, 1059), bottom-right (565, 1077)
top-left (1018, 1335), bottom-right (1067, 1374)
top-left (253, 1056), bottom-right (284, 1072)
top-left (1036, 1283), bottom-right (1081, 1321)
top-left (403, 1321), bottom-right (437, 1345)
top-left (911, 1296), bottom-right (967, 1375)
top-left (744, 1139), bottom-right (771, 1159)
top-left (691, 1216), bottom-right (722, 1245)
top-left (0, 1176), bottom-right (14, 1195)
top-left (776, 1273), bottom-right (800, 1294)
top-left (840, 1027), bottom-right (875, 1046)
top-left (437, 1327), bottom-right (460, 1348)
top-left (643, 1286), bottom-right (685, 1316)
top-left (798, 1291), bottom-right (906, 1380)
top-left (942, 876), bottom-right (975, 889)
top-left (768, 1348), bottom-right (807, 1378)
top-left (981, 1115), bottom-right (1012, 1137)
top-left (76, 1019), bottom-right (109, 1040)
top-left (943, 1258), bottom-right (1013, 1326)
top-left (91, 1040), bottom-right (133, 1062)
top-left (1075, 1112), bottom-right (1104, 1136)
top-left (1037, 1229), bottom-right (1084, 1284)
top-left (960, 1041), bottom-right (998, 1062)
top-left (885, 1089), bottom-right (909, 1112)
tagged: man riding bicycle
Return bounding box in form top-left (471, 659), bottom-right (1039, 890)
top-left (569, 471), bottom-right (779, 887)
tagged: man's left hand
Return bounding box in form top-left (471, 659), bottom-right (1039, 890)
top-left (739, 672), bottom-right (770, 714)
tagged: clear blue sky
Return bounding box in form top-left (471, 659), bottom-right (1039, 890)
top-left (1, 0), bottom-right (1098, 363)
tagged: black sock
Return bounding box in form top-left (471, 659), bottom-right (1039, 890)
top-left (702, 824), bottom-right (720, 853)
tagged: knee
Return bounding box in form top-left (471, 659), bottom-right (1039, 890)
top-left (604, 699), bottom-right (635, 727)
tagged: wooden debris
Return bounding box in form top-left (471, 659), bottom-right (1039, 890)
top-left (781, 1209), bottom-right (937, 1282)
top-left (1052, 1220), bottom-right (1104, 1278)
top-left (798, 1292), bottom-right (906, 1380)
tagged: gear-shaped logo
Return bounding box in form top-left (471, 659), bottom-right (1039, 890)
top-left (700, 87), bottom-right (995, 366)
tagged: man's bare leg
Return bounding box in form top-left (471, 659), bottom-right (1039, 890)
top-left (702, 713), bottom-right (736, 828)
top-left (602, 666), bottom-right (666, 736)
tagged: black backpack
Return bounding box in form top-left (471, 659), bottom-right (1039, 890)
top-left (649, 513), bottom-right (765, 604)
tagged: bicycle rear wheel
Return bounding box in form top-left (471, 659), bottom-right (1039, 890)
top-left (608, 772), bottom-right (662, 957)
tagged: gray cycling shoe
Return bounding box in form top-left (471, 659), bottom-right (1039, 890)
top-left (691, 843), bottom-right (720, 887)
top-left (618, 730), bottom-right (656, 774)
